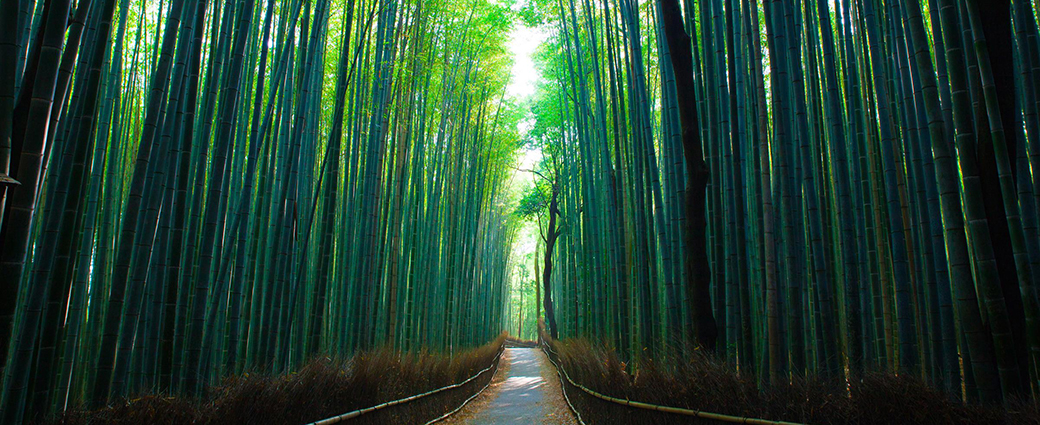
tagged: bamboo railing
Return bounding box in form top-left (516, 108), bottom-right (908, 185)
top-left (540, 341), bottom-right (807, 425)
top-left (306, 347), bottom-right (504, 425)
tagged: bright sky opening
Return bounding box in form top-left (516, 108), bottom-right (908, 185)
top-left (505, 22), bottom-right (546, 99)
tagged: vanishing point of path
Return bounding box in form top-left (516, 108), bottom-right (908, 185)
top-left (440, 348), bottom-right (579, 425)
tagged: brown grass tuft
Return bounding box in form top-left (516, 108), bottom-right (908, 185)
top-left (540, 326), bottom-right (1039, 425)
top-left (49, 334), bottom-right (506, 425)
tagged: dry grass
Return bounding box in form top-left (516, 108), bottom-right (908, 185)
top-left (541, 329), bottom-right (1039, 425)
top-left (505, 336), bottom-right (538, 348)
top-left (51, 334), bottom-right (506, 425)
top-left (435, 347), bottom-right (513, 425)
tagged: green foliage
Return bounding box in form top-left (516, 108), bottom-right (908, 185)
top-left (2, 0), bottom-right (1040, 420)
top-left (0, 0), bottom-right (525, 419)
top-left (523, 0), bottom-right (1040, 406)
top-left (514, 182), bottom-right (547, 218)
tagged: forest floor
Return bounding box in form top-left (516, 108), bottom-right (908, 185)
top-left (48, 336), bottom-right (507, 425)
top-left (438, 348), bottom-right (578, 425)
top-left (543, 335), bottom-right (1040, 425)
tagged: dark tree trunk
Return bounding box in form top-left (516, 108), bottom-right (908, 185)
top-left (975, 0), bottom-right (1029, 396)
top-left (658, 0), bottom-right (717, 352)
top-left (543, 187), bottom-right (560, 340)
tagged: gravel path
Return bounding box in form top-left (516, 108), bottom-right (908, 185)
top-left (439, 348), bottom-right (578, 425)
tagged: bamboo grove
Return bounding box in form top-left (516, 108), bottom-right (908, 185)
top-left (524, 0), bottom-right (1040, 406)
top-left (0, 0), bottom-right (525, 420)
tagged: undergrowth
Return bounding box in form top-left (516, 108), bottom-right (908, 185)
top-left (540, 326), bottom-right (1038, 425)
top-left (49, 334), bottom-right (505, 425)
top-left (504, 336), bottom-right (538, 348)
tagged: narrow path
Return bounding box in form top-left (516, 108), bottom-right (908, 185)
top-left (439, 348), bottom-right (578, 425)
